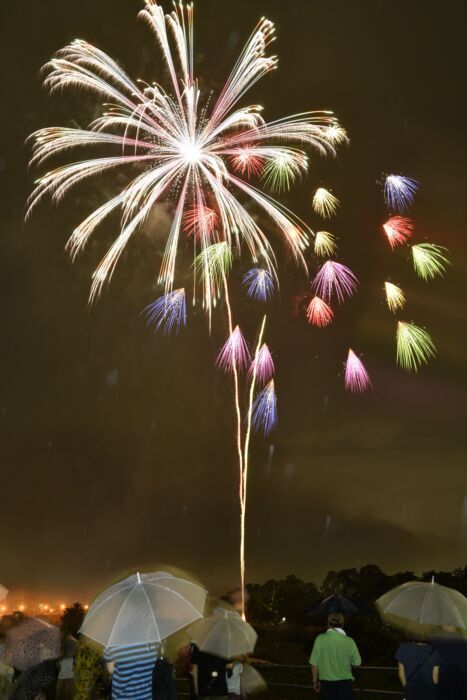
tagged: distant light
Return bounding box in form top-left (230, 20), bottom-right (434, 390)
top-left (60, 604), bottom-right (66, 610)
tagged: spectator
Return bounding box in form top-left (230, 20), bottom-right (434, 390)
top-left (226, 658), bottom-right (243, 699)
top-left (104, 642), bottom-right (158, 699)
top-left (396, 630), bottom-right (440, 700)
top-left (430, 626), bottom-right (467, 700)
top-left (190, 643), bottom-right (228, 699)
top-left (309, 612), bottom-right (361, 699)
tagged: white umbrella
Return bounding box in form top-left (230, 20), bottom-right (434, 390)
top-left (189, 607), bottom-right (257, 659)
top-left (376, 580), bottom-right (467, 630)
top-left (0, 584), bottom-right (8, 603)
top-left (80, 571), bottom-right (207, 647)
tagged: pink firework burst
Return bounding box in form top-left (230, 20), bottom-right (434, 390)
top-left (183, 204), bottom-right (218, 241)
top-left (312, 261), bottom-right (358, 304)
top-left (306, 296), bottom-right (334, 327)
top-left (382, 216), bottom-right (413, 250)
top-left (231, 147), bottom-right (264, 177)
top-left (344, 349), bottom-right (371, 393)
top-left (249, 343), bottom-right (274, 384)
top-left (216, 326), bottom-right (251, 373)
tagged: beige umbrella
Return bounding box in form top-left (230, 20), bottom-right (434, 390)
top-left (376, 580), bottom-right (467, 631)
top-left (189, 607), bottom-right (257, 659)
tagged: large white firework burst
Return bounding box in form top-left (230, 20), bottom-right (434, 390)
top-left (27, 0), bottom-right (343, 308)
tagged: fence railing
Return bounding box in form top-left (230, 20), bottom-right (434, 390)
top-left (174, 664), bottom-right (404, 698)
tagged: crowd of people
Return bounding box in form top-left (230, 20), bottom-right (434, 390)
top-left (1, 598), bottom-right (466, 699)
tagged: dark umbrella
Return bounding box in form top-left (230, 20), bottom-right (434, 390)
top-left (305, 594), bottom-right (372, 616)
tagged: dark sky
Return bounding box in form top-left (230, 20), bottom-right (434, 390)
top-left (1, 0), bottom-right (466, 601)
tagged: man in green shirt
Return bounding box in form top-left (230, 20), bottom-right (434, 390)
top-left (309, 613), bottom-right (361, 699)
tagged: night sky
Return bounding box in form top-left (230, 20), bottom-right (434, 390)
top-left (1, 0), bottom-right (466, 601)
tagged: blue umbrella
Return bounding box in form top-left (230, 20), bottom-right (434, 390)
top-left (305, 594), bottom-right (371, 616)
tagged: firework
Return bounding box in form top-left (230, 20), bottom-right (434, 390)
top-left (344, 349), bottom-right (371, 393)
top-left (216, 326), bottom-right (251, 373)
top-left (306, 296), bottom-right (334, 327)
top-left (143, 288), bottom-right (187, 334)
top-left (312, 187), bottom-right (339, 218)
top-left (27, 2), bottom-right (340, 306)
top-left (314, 231), bottom-right (337, 257)
top-left (384, 281), bottom-right (406, 312)
top-left (262, 150), bottom-right (308, 192)
top-left (396, 321), bottom-right (436, 372)
top-left (384, 175), bottom-right (419, 213)
top-left (412, 243), bottom-right (450, 280)
top-left (323, 124), bottom-right (348, 145)
top-left (312, 260), bottom-right (358, 303)
top-left (382, 216), bottom-right (413, 249)
top-left (230, 146), bottom-right (264, 177)
top-left (248, 343), bottom-right (274, 384)
top-left (242, 268), bottom-right (276, 302)
top-left (252, 380), bottom-right (277, 435)
top-left (183, 204), bottom-right (218, 241)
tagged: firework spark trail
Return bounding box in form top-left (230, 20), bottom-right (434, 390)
top-left (312, 187), bottom-right (339, 218)
top-left (384, 175), bottom-right (419, 213)
top-left (396, 321), bottom-right (436, 372)
top-left (384, 281), bottom-right (406, 312)
top-left (314, 231), bottom-right (337, 257)
top-left (242, 268), bottom-right (276, 302)
top-left (306, 296), bottom-right (334, 327)
top-left (412, 243), bottom-right (450, 280)
top-left (241, 314), bottom-right (267, 619)
top-left (382, 216), bottom-right (413, 249)
top-left (312, 260), bottom-right (358, 304)
top-left (251, 380), bottom-right (278, 435)
top-left (248, 343), bottom-right (274, 384)
top-left (344, 349), bottom-right (371, 393)
top-left (143, 288), bottom-right (187, 333)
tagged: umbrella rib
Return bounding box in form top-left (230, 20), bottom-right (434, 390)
top-left (140, 583), bottom-right (161, 643)
top-left (107, 586), bottom-right (136, 648)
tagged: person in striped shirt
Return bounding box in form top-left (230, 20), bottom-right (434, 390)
top-left (104, 641), bottom-right (159, 699)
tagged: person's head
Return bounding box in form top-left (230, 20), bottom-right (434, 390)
top-left (327, 613), bottom-right (345, 629)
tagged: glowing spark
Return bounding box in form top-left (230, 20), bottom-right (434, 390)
top-left (216, 326), bottom-right (251, 373)
top-left (384, 281), bottom-right (406, 312)
top-left (312, 260), bottom-right (358, 303)
top-left (143, 288), bottom-right (186, 334)
top-left (323, 124), bottom-right (348, 145)
top-left (383, 216), bottom-right (413, 249)
top-left (344, 349), bottom-right (371, 393)
top-left (248, 343), bottom-right (274, 384)
top-left (314, 231), bottom-right (337, 257)
top-left (252, 379), bottom-right (277, 435)
top-left (312, 187), bottom-right (339, 218)
top-left (183, 205), bottom-right (218, 241)
top-left (306, 296), bottom-right (334, 327)
top-left (384, 175), bottom-right (419, 213)
top-left (194, 242), bottom-right (233, 314)
top-left (262, 150), bottom-right (307, 192)
top-left (231, 146), bottom-right (264, 177)
top-left (412, 243), bottom-right (450, 281)
top-left (242, 268), bottom-right (276, 302)
top-left (396, 321), bottom-right (436, 372)
top-left (27, 2), bottom-right (339, 304)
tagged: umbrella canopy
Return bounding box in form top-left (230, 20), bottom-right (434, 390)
top-left (189, 607), bottom-right (257, 659)
top-left (5, 617), bottom-right (60, 671)
top-left (0, 583), bottom-right (8, 602)
top-left (80, 571), bottom-right (207, 647)
top-left (305, 594), bottom-right (370, 616)
top-left (240, 665), bottom-right (267, 696)
top-left (376, 580), bottom-right (467, 631)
